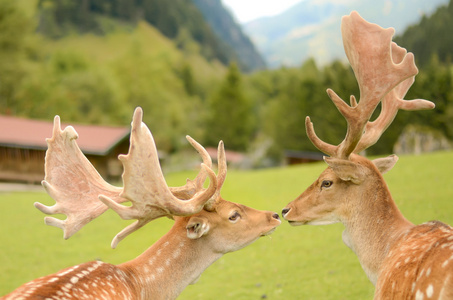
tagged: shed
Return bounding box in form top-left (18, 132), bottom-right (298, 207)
top-left (0, 115), bottom-right (130, 183)
top-left (205, 147), bottom-right (245, 165)
top-left (284, 150), bottom-right (324, 165)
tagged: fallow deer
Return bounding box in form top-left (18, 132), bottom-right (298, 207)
top-left (280, 11), bottom-right (452, 299)
top-left (2, 107), bottom-right (280, 300)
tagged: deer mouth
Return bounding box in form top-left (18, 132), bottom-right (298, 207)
top-left (287, 220), bottom-right (307, 226)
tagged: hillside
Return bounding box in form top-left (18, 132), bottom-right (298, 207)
top-left (2, 0), bottom-right (451, 159)
top-left (36, 0), bottom-right (264, 72)
top-left (192, 0), bottom-right (266, 72)
top-left (244, 0), bottom-right (449, 67)
top-left (0, 0), bottom-right (230, 152)
top-left (394, 0), bottom-right (453, 67)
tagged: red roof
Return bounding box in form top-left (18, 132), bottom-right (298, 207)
top-left (205, 147), bottom-right (245, 164)
top-left (0, 115), bottom-right (130, 155)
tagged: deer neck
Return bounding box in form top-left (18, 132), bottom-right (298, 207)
top-left (118, 219), bottom-right (222, 300)
top-left (340, 173), bottom-right (413, 285)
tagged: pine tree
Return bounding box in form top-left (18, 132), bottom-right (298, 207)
top-left (204, 62), bottom-right (254, 151)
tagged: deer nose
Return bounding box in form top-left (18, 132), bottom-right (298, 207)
top-left (272, 213), bottom-right (280, 220)
top-left (282, 208), bottom-right (290, 217)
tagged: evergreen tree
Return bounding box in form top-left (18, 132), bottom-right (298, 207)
top-left (204, 62), bottom-right (254, 151)
top-left (0, 0), bottom-right (34, 115)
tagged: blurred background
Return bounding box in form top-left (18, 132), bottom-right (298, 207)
top-left (1, 1), bottom-right (453, 298)
top-left (1, 0), bottom-right (452, 182)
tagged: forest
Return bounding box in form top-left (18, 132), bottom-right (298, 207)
top-left (0, 0), bottom-right (452, 166)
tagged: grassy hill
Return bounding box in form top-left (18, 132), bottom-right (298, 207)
top-left (1, 150), bottom-right (452, 298)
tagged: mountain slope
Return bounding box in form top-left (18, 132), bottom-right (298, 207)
top-left (192, 0), bottom-right (266, 72)
top-left (36, 0), bottom-right (264, 72)
top-left (244, 0), bottom-right (449, 67)
top-left (394, 0), bottom-right (453, 67)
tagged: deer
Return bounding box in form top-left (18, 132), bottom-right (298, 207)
top-left (280, 11), bottom-right (453, 299)
top-left (2, 107), bottom-right (281, 300)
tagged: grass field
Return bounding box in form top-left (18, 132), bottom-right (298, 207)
top-left (1, 151), bottom-right (452, 299)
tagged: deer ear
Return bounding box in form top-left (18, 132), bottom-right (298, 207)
top-left (324, 157), bottom-right (366, 184)
top-left (186, 216), bottom-right (210, 239)
top-left (372, 154), bottom-right (398, 174)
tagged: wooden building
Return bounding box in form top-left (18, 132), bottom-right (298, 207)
top-left (284, 150), bottom-right (324, 165)
top-left (0, 115), bottom-right (130, 184)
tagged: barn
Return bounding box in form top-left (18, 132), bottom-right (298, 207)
top-left (0, 115), bottom-right (130, 184)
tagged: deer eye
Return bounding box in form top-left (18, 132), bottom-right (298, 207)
top-left (228, 211), bottom-right (241, 222)
top-left (321, 180), bottom-right (333, 188)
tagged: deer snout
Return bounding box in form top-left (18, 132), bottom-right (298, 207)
top-left (272, 213), bottom-right (280, 220)
top-left (282, 207), bottom-right (290, 218)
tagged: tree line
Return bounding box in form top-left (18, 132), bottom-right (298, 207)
top-left (0, 0), bottom-right (452, 166)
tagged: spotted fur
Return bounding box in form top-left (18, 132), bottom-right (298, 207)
top-left (375, 221), bottom-right (453, 299)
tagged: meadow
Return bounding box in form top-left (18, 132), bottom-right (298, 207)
top-left (1, 151), bottom-right (452, 299)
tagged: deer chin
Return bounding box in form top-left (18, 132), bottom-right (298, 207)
top-left (260, 227), bottom-right (278, 236)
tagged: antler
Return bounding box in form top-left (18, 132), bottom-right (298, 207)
top-left (35, 107), bottom-right (218, 248)
top-left (100, 108), bottom-right (218, 248)
top-left (306, 11), bottom-right (435, 159)
top-left (169, 136), bottom-right (212, 200)
top-left (204, 139), bottom-right (227, 211)
top-left (35, 116), bottom-right (126, 239)
top-left (168, 136), bottom-right (227, 211)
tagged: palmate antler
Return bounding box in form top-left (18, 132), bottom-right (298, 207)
top-left (35, 107), bottom-right (220, 248)
top-left (306, 11), bottom-right (435, 158)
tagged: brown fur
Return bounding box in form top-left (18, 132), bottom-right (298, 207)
top-left (375, 221), bottom-right (453, 299)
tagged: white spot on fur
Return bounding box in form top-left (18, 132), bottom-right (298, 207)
top-left (58, 265), bottom-right (79, 277)
top-left (416, 289), bottom-right (424, 300)
top-left (70, 276), bottom-right (79, 284)
top-left (143, 266), bottom-right (150, 274)
top-left (426, 284), bottom-right (434, 298)
top-left (173, 248), bottom-right (181, 259)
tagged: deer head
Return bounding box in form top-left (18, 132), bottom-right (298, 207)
top-left (281, 11), bottom-right (435, 286)
top-left (4, 107), bottom-right (280, 299)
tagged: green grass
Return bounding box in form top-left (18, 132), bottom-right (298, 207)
top-left (1, 151), bottom-right (452, 299)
